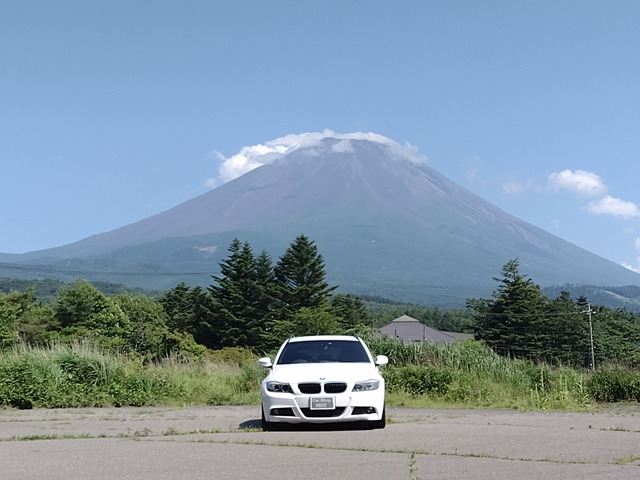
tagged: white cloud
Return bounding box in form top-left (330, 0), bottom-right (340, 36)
top-left (548, 169), bottom-right (608, 197)
top-left (547, 169), bottom-right (640, 269)
top-left (586, 195), bottom-right (640, 219)
top-left (208, 150), bottom-right (226, 162)
top-left (331, 138), bottom-right (355, 154)
top-left (622, 262), bottom-right (640, 273)
top-left (205, 130), bottom-right (427, 187)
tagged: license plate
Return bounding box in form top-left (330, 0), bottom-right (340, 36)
top-left (310, 397), bottom-right (334, 410)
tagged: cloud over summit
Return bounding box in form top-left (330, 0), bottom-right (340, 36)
top-left (206, 130), bottom-right (426, 187)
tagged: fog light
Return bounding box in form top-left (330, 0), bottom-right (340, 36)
top-left (270, 408), bottom-right (294, 417)
top-left (352, 406), bottom-right (377, 415)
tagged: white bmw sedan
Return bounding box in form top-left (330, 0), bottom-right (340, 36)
top-left (258, 335), bottom-right (388, 430)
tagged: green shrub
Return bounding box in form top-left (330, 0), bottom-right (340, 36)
top-left (0, 361), bottom-right (42, 409)
top-left (205, 346), bottom-right (257, 366)
top-left (0, 344), bottom-right (158, 408)
top-left (385, 365), bottom-right (453, 396)
top-left (587, 368), bottom-right (640, 402)
top-left (109, 370), bottom-right (159, 407)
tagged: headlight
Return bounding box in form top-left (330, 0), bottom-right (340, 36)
top-left (352, 380), bottom-right (380, 392)
top-left (266, 382), bottom-right (293, 393)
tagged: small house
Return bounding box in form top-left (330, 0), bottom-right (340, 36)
top-left (378, 315), bottom-right (474, 344)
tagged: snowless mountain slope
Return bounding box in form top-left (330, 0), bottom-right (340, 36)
top-left (3, 133), bottom-right (639, 306)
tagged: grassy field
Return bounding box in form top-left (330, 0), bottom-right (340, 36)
top-left (1, 339), bottom-right (639, 410)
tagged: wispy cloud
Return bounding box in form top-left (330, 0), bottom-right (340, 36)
top-left (464, 155), bottom-right (487, 187)
top-left (205, 130), bottom-right (427, 187)
top-left (548, 169), bottom-right (607, 197)
top-left (502, 178), bottom-right (536, 195)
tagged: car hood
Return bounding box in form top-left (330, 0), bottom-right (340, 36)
top-left (268, 363), bottom-right (380, 383)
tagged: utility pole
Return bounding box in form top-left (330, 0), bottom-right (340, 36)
top-left (583, 303), bottom-right (596, 372)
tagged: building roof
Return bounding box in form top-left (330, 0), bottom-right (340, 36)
top-left (378, 315), bottom-right (474, 344)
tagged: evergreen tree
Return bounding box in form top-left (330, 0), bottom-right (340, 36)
top-left (469, 259), bottom-right (548, 360)
top-left (0, 291), bottom-right (23, 349)
top-left (266, 304), bottom-right (342, 342)
top-left (185, 285), bottom-right (214, 347)
top-left (545, 291), bottom-right (589, 367)
top-left (205, 239), bottom-right (264, 349)
top-left (254, 249), bottom-right (276, 327)
top-left (331, 293), bottom-right (371, 331)
top-left (160, 282), bottom-right (207, 335)
top-left (592, 306), bottom-right (640, 367)
top-left (272, 234), bottom-right (337, 317)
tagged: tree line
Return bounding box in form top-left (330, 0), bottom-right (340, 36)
top-left (0, 235), bottom-right (371, 359)
top-left (468, 259), bottom-right (640, 369)
top-left (2, 239), bottom-right (640, 370)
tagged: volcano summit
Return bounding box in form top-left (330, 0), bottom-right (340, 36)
top-left (2, 132), bottom-right (639, 306)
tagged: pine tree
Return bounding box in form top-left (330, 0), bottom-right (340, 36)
top-left (206, 239), bottom-right (264, 349)
top-left (331, 293), bottom-right (371, 331)
top-left (469, 259), bottom-right (548, 360)
top-left (160, 282), bottom-right (196, 333)
top-left (545, 291), bottom-right (589, 367)
top-left (254, 249), bottom-right (276, 321)
top-left (273, 234), bottom-right (337, 317)
top-left (259, 235), bottom-right (339, 348)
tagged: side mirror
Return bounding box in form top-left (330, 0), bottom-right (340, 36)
top-left (375, 355), bottom-right (388, 367)
top-left (258, 357), bottom-right (273, 368)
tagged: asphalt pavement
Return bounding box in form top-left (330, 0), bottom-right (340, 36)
top-left (2, 405), bottom-right (640, 479)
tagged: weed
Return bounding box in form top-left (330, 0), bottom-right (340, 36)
top-left (612, 454), bottom-right (640, 465)
top-left (408, 451), bottom-right (420, 480)
top-left (601, 425), bottom-right (629, 432)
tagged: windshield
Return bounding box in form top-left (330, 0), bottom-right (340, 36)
top-left (276, 340), bottom-right (370, 365)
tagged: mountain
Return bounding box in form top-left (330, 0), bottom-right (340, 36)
top-left (2, 133), bottom-right (639, 307)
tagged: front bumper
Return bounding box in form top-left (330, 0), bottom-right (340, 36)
top-left (261, 389), bottom-right (385, 424)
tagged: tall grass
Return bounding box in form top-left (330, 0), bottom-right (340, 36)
top-left (368, 337), bottom-right (592, 410)
top-left (0, 343), bottom-right (264, 409)
top-left (0, 342), bottom-right (118, 408)
top-left (2, 339), bottom-right (639, 410)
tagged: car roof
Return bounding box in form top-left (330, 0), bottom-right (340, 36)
top-left (287, 335), bottom-right (360, 343)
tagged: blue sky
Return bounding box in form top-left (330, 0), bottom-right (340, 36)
top-left (3, 1), bottom-right (640, 273)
